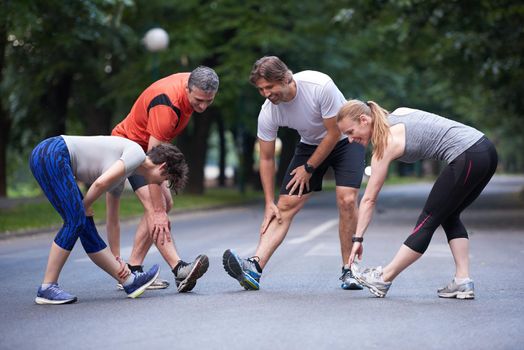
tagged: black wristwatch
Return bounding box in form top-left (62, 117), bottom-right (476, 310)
top-left (352, 236), bottom-right (364, 243)
top-left (304, 163), bottom-right (315, 174)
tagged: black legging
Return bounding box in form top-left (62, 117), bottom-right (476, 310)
top-left (404, 137), bottom-right (498, 254)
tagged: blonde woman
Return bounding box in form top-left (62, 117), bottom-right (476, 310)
top-left (336, 100), bottom-right (497, 298)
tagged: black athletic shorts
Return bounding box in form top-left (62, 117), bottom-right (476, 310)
top-left (128, 173), bottom-right (148, 191)
top-left (280, 139), bottom-right (366, 195)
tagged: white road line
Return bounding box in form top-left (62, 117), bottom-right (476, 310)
top-left (305, 242), bottom-right (338, 256)
top-left (287, 218), bottom-right (338, 245)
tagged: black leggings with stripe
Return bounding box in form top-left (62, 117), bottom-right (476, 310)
top-left (404, 137), bottom-right (498, 254)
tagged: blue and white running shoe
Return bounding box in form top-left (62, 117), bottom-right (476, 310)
top-left (123, 264), bottom-right (160, 298)
top-left (340, 265), bottom-right (364, 290)
top-left (222, 249), bottom-right (261, 290)
top-left (35, 283), bottom-right (77, 305)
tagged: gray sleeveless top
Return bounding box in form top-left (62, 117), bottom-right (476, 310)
top-left (388, 108), bottom-right (484, 163)
top-left (62, 135), bottom-right (146, 196)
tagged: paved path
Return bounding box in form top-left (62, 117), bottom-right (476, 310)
top-left (0, 175), bottom-right (523, 349)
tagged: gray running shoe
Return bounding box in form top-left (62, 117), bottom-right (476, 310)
top-left (340, 265), bottom-right (364, 290)
top-left (438, 279), bottom-right (475, 299)
top-left (222, 249), bottom-right (261, 290)
top-left (351, 263), bottom-right (392, 298)
top-left (117, 278), bottom-right (169, 290)
top-left (174, 255), bottom-right (209, 293)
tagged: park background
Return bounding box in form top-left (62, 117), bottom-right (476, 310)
top-left (1, 0), bottom-right (523, 233)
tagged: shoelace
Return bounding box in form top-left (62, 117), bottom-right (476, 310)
top-left (362, 267), bottom-right (382, 281)
top-left (45, 284), bottom-right (69, 298)
top-left (248, 256), bottom-right (260, 263)
top-left (245, 256), bottom-right (261, 272)
top-left (339, 269), bottom-right (351, 281)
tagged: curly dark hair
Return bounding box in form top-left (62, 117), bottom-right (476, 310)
top-left (147, 144), bottom-right (188, 194)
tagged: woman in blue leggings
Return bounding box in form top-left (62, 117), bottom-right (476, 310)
top-left (30, 135), bottom-right (187, 304)
top-left (336, 100), bottom-right (498, 299)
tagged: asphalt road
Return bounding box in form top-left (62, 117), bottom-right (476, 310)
top-left (1, 175), bottom-right (523, 349)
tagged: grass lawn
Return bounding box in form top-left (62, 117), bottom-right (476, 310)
top-left (0, 175), bottom-right (432, 234)
top-left (0, 188), bottom-right (263, 234)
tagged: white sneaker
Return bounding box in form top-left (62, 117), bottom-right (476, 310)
top-left (438, 279), bottom-right (475, 299)
top-left (117, 277), bottom-right (169, 290)
top-left (351, 262), bottom-right (392, 298)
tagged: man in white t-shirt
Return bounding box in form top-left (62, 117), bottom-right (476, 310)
top-left (223, 56), bottom-right (366, 290)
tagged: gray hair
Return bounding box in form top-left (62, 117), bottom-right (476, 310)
top-left (188, 66), bottom-right (219, 92)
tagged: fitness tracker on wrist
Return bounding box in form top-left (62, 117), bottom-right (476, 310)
top-left (304, 163), bottom-right (315, 174)
top-left (352, 236), bottom-right (364, 243)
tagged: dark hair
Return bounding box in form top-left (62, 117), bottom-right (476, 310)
top-left (147, 144), bottom-right (188, 194)
top-left (249, 56), bottom-right (293, 85)
top-left (188, 66), bottom-right (219, 92)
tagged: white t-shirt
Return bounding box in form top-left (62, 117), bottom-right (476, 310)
top-left (257, 70), bottom-right (346, 145)
top-left (62, 135), bottom-right (146, 196)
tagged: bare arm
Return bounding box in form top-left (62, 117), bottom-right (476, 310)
top-left (258, 139), bottom-right (281, 234)
top-left (259, 139), bottom-right (277, 205)
top-left (83, 160), bottom-right (126, 214)
top-left (106, 192), bottom-right (121, 257)
top-left (355, 155), bottom-right (391, 238)
top-left (286, 117), bottom-right (341, 196)
top-left (145, 135), bottom-right (172, 245)
top-left (348, 152), bottom-right (392, 265)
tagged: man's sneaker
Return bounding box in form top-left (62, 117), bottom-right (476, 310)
top-left (340, 266), bottom-right (363, 290)
top-left (35, 283), bottom-right (77, 305)
top-left (351, 263), bottom-right (392, 298)
top-left (117, 278), bottom-right (169, 290)
top-left (123, 264), bottom-right (160, 298)
top-left (222, 249), bottom-right (261, 290)
top-left (174, 255), bottom-right (209, 293)
top-left (438, 279), bottom-right (475, 299)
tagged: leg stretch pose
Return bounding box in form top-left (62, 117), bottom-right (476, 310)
top-left (223, 56), bottom-right (365, 290)
top-left (30, 136), bottom-right (167, 304)
top-left (112, 179), bottom-right (209, 293)
top-left (107, 66), bottom-right (219, 292)
top-left (336, 99), bottom-right (498, 298)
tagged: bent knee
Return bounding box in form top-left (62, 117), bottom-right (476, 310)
top-left (277, 195), bottom-right (306, 213)
top-left (337, 193), bottom-right (358, 212)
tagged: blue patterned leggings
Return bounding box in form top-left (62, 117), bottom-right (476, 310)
top-left (29, 136), bottom-right (107, 253)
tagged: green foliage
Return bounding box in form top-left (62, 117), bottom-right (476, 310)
top-left (0, 187), bottom-right (262, 233)
top-left (2, 0), bottom-right (523, 198)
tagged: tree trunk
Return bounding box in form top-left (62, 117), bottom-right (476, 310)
top-left (176, 108), bottom-right (214, 194)
top-left (41, 74), bottom-right (72, 137)
top-left (0, 9), bottom-right (9, 197)
top-left (0, 115), bottom-right (9, 198)
top-left (216, 113), bottom-right (226, 187)
top-left (83, 103), bottom-right (113, 136)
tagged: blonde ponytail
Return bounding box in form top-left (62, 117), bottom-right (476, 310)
top-left (336, 99), bottom-right (390, 160)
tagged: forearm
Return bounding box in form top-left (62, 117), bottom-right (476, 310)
top-left (83, 182), bottom-right (106, 211)
top-left (105, 193), bottom-right (121, 257)
top-left (259, 158), bottom-right (276, 204)
top-left (307, 132), bottom-right (339, 167)
top-left (355, 196), bottom-right (376, 238)
top-left (146, 183), bottom-right (166, 213)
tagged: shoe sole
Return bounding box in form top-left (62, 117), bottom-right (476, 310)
top-left (117, 279), bottom-right (169, 291)
top-left (222, 249), bottom-right (259, 290)
top-left (35, 296), bottom-right (78, 305)
top-left (438, 291), bottom-right (475, 299)
top-left (341, 282), bottom-right (364, 290)
top-left (177, 255), bottom-right (209, 293)
top-left (127, 268), bottom-right (160, 299)
top-left (350, 265), bottom-right (387, 298)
